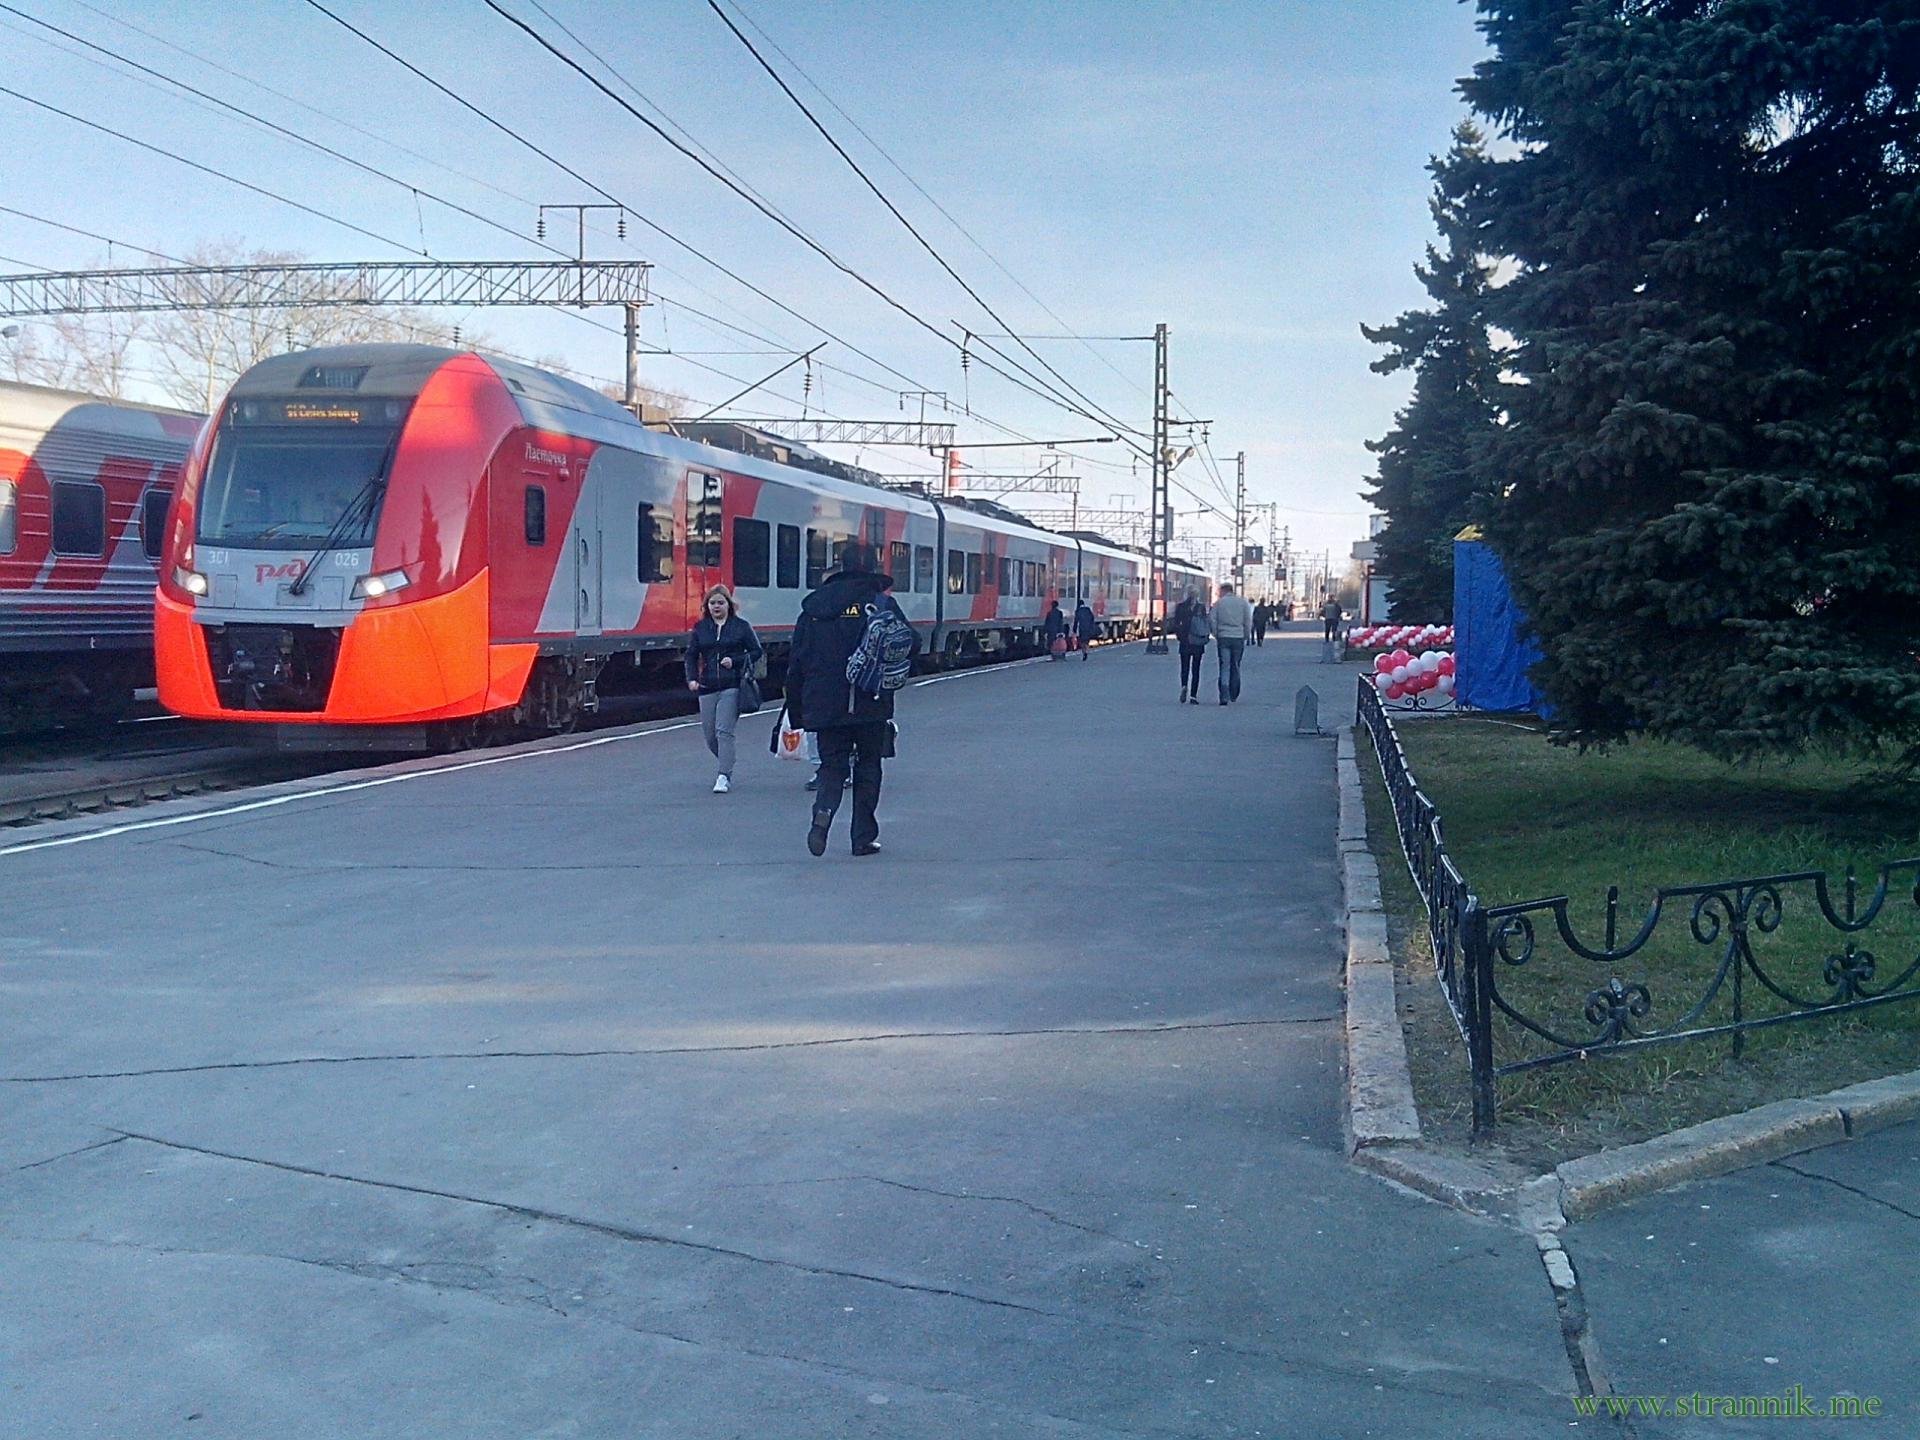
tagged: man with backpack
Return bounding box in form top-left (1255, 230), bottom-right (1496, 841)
top-left (786, 542), bottom-right (918, 858)
top-left (1172, 588), bottom-right (1210, 704)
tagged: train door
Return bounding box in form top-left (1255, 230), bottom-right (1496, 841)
top-left (572, 475), bottom-right (602, 636)
top-left (687, 468), bottom-right (725, 620)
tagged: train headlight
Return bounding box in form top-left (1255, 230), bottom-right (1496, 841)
top-left (173, 566), bottom-right (209, 597)
top-left (353, 568), bottom-right (411, 600)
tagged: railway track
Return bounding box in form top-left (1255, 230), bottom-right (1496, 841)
top-left (0, 757), bottom-right (334, 828)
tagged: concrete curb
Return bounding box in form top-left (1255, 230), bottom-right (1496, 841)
top-left (1334, 729), bottom-right (1422, 1154)
top-left (1334, 721), bottom-right (1920, 1228)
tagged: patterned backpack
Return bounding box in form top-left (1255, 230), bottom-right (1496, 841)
top-left (846, 603), bottom-right (918, 696)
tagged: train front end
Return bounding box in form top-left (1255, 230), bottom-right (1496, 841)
top-left (156, 345), bottom-right (527, 747)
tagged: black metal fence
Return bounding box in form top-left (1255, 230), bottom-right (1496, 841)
top-left (1354, 675), bottom-right (1920, 1135)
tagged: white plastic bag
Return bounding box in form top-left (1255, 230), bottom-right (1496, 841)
top-left (774, 709), bottom-right (810, 763)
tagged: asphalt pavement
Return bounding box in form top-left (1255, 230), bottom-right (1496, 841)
top-left (1, 625), bottom-right (1580, 1437)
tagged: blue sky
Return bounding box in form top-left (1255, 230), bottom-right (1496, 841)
top-left (0, 0), bottom-right (1488, 566)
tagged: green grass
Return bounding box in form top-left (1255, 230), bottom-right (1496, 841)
top-left (1358, 715), bottom-right (1920, 1167)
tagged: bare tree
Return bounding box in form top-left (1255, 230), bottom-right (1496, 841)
top-left (597, 379), bottom-right (693, 417)
top-left (0, 308), bottom-right (149, 400)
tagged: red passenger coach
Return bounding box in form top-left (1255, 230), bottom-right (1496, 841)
top-left (2, 380), bottom-right (201, 730)
top-left (157, 343), bottom-right (1167, 749)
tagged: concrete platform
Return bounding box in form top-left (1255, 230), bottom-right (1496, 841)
top-left (0, 628), bottom-right (1575, 1437)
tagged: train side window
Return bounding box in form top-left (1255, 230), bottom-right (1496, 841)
top-left (733, 517), bottom-right (771, 588)
top-left (0, 479), bottom-right (15, 555)
top-left (637, 503), bottom-right (672, 581)
top-left (888, 540), bottom-right (910, 584)
top-left (52, 482), bottom-right (106, 556)
top-left (914, 544), bottom-right (933, 593)
top-left (965, 552), bottom-right (982, 594)
top-left (806, 528), bottom-right (831, 588)
top-left (946, 549), bottom-right (964, 594)
top-left (141, 489), bottom-right (172, 560)
top-left (524, 485), bottom-right (547, 545)
top-left (998, 555), bottom-right (1011, 593)
top-left (776, 523), bottom-right (800, 588)
top-left (865, 511), bottom-right (886, 549)
top-left (691, 473), bottom-right (723, 568)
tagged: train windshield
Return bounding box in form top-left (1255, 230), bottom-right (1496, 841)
top-left (197, 412), bottom-right (402, 550)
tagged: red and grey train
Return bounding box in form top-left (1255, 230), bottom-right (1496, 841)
top-left (156, 344), bottom-right (1209, 747)
top-left (0, 380), bottom-right (201, 731)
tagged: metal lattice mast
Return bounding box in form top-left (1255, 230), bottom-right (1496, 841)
top-left (1146, 322), bottom-right (1171, 652)
top-left (1232, 450), bottom-right (1246, 588)
top-left (0, 260), bottom-right (653, 316)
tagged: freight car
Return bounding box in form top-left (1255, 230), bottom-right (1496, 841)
top-left (0, 380), bottom-right (202, 731)
top-left (157, 345), bottom-right (1205, 748)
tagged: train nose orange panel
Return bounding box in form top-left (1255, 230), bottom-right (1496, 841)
top-left (154, 589), bottom-right (221, 716)
top-left (157, 570), bottom-right (514, 724)
top-left (328, 571), bottom-right (490, 721)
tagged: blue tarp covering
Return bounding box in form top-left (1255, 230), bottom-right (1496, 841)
top-left (1453, 538), bottom-right (1547, 714)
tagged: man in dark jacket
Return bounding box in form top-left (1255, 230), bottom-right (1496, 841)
top-left (1042, 600), bottom-right (1068, 657)
top-left (1072, 598), bottom-right (1098, 660)
top-left (786, 542), bottom-right (914, 857)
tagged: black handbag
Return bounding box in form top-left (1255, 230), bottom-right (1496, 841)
top-left (736, 663), bottom-right (763, 715)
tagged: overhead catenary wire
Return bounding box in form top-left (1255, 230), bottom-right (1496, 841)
top-left (718, 0), bottom-right (1157, 407)
top-left (701, 0), bottom-right (1149, 443)
top-left (0, 12), bottom-right (891, 415)
top-left (479, 0), bottom-right (1154, 457)
top-left (301, 0), bottom-right (1127, 464)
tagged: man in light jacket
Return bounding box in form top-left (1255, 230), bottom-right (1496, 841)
top-left (1210, 583), bottom-right (1254, 705)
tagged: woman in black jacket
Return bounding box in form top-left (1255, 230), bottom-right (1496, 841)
top-left (685, 585), bottom-right (763, 793)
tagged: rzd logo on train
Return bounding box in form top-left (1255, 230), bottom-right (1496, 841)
top-left (256, 560), bottom-right (307, 584)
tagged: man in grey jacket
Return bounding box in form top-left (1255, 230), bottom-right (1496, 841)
top-left (1210, 583), bottom-right (1254, 705)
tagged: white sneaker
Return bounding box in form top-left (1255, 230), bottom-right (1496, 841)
top-left (713, 775), bottom-right (730, 794)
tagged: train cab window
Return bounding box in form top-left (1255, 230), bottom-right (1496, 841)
top-left (52, 482), bottom-right (106, 556)
top-left (733, 517), bottom-right (771, 588)
top-left (524, 485), bottom-right (547, 545)
top-left (946, 548), bottom-right (964, 594)
top-left (776, 524), bottom-right (800, 588)
top-left (691, 473), bottom-right (723, 568)
top-left (965, 552), bottom-right (982, 594)
top-left (806, 529), bottom-right (831, 588)
top-left (0, 479), bottom-right (15, 555)
top-left (141, 489), bottom-right (172, 560)
top-left (888, 540), bottom-right (911, 585)
top-left (637, 503), bottom-right (673, 582)
top-left (998, 556), bottom-right (1011, 593)
top-left (914, 545), bottom-right (933, 594)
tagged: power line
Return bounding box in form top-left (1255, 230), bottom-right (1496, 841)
top-left (481, 0), bottom-right (1151, 455)
top-left (303, 0), bottom-right (1116, 463)
top-left (719, 0), bottom-right (1156, 407)
top-left (701, 0), bottom-right (1148, 444)
top-left (43, 0), bottom-right (879, 404)
top-left (0, 84), bottom-right (418, 254)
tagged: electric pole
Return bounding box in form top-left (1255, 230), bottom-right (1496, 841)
top-left (1146, 322), bottom-right (1171, 653)
top-left (1231, 450), bottom-right (1246, 589)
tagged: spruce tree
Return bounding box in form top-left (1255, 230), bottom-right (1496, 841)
top-left (1362, 122), bottom-right (1501, 622)
top-left (1464, 1), bottom-right (1920, 759)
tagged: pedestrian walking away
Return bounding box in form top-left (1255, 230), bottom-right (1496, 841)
top-left (685, 585), bottom-right (764, 793)
top-left (786, 542), bottom-right (919, 856)
top-left (1320, 594), bottom-right (1344, 643)
top-left (1043, 599), bottom-right (1069, 658)
top-left (1212, 583), bottom-right (1253, 704)
top-left (1072, 597), bottom-right (1098, 661)
top-left (1173, 588), bottom-right (1210, 703)
top-left (1251, 600), bottom-right (1270, 647)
